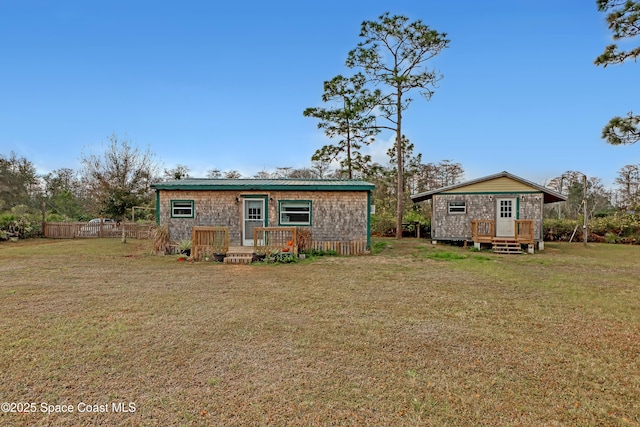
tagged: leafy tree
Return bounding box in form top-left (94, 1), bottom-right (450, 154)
top-left (43, 168), bottom-right (86, 219)
top-left (595, 0), bottom-right (640, 144)
top-left (0, 152), bottom-right (39, 211)
top-left (253, 168), bottom-right (291, 179)
top-left (304, 73), bottom-right (380, 178)
top-left (80, 134), bottom-right (159, 242)
top-left (252, 169), bottom-right (272, 179)
top-left (412, 159), bottom-right (464, 194)
top-left (595, 0), bottom-right (640, 66)
top-left (387, 136), bottom-right (423, 197)
top-left (365, 162), bottom-right (396, 227)
top-left (206, 169), bottom-right (222, 178)
top-left (273, 167), bottom-right (293, 178)
top-left (614, 163), bottom-right (640, 208)
top-left (548, 171), bottom-right (613, 219)
top-left (568, 177), bottom-right (613, 219)
top-left (287, 168), bottom-right (320, 179)
top-left (224, 170), bottom-right (242, 179)
top-left (347, 13), bottom-right (449, 238)
top-left (601, 113), bottom-right (640, 145)
top-left (44, 168), bottom-right (76, 194)
top-left (310, 160), bottom-right (336, 179)
top-left (253, 166), bottom-right (332, 179)
top-left (369, 137), bottom-right (464, 236)
top-left (164, 164), bottom-right (190, 180)
top-left (206, 169), bottom-right (242, 178)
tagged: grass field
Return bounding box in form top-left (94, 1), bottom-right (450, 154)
top-left (0, 238), bottom-right (639, 426)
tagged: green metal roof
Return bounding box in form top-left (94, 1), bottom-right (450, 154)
top-left (151, 178), bottom-right (375, 191)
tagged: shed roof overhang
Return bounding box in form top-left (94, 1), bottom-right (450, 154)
top-left (151, 178), bottom-right (375, 192)
top-left (410, 171), bottom-right (567, 204)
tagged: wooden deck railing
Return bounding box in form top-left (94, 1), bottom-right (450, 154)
top-left (515, 220), bottom-right (535, 244)
top-left (254, 227), bottom-right (297, 256)
top-left (471, 220), bottom-right (495, 243)
top-left (192, 226), bottom-right (229, 260)
top-left (471, 219), bottom-right (535, 244)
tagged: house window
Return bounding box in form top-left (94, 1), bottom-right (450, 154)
top-left (279, 201), bottom-right (311, 225)
top-left (171, 200), bottom-right (194, 218)
top-left (448, 201), bottom-right (466, 214)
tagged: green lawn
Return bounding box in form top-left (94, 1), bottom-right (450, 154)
top-left (0, 238), bottom-right (638, 426)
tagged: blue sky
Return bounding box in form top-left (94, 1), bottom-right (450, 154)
top-left (1, 0), bottom-right (638, 188)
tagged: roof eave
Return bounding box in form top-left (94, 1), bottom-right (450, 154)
top-left (409, 171), bottom-right (568, 204)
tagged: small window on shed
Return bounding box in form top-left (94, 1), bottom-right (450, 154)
top-left (448, 201), bottom-right (466, 214)
top-left (171, 200), bottom-right (194, 218)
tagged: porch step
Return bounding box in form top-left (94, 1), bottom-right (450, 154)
top-left (492, 238), bottom-right (522, 254)
top-left (222, 246), bottom-right (255, 264)
top-left (223, 252), bottom-right (254, 264)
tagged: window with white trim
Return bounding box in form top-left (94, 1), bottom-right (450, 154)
top-left (171, 200), bottom-right (194, 218)
top-left (279, 201), bottom-right (311, 225)
top-left (448, 201), bottom-right (466, 214)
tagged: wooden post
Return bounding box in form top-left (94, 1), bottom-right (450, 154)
top-left (41, 200), bottom-right (46, 238)
top-left (583, 174), bottom-right (588, 247)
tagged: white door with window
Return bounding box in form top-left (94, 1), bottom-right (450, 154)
top-left (243, 199), bottom-right (265, 246)
top-left (496, 198), bottom-right (517, 237)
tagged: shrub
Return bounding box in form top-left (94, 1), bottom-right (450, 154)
top-left (371, 241), bottom-right (388, 255)
top-left (152, 225), bottom-right (171, 255)
top-left (544, 218), bottom-right (577, 241)
top-left (266, 252), bottom-right (299, 263)
top-left (604, 232), bottom-right (618, 243)
top-left (371, 211), bottom-right (431, 237)
top-left (296, 227), bottom-right (312, 253)
top-left (45, 213), bottom-right (67, 222)
top-left (0, 206), bottom-right (42, 240)
top-left (303, 248), bottom-right (338, 257)
top-left (590, 212), bottom-right (640, 242)
top-left (545, 212), bottom-right (640, 245)
top-left (403, 210), bottom-right (431, 237)
top-left (371, 214), bottom-right (396, 237)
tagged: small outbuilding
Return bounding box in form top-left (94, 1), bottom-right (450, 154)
top-left (410, 171), bottom-right (566, 253)
top-left (151, 178), bottom-right (375, 259)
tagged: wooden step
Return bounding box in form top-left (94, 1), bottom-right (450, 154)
top-left (223, 253), bottom-right (253, 264)
top-left (492, 238), bottom-right (522, 254)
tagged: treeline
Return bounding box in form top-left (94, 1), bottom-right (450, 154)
top-left (0, 134), bottom-right (465, 240)
top-left (1, 138), bottom-right (639, 242)
top-left (0, 136), bottom-right (159, 241)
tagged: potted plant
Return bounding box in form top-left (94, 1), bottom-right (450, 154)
top-left (177, 239), bottom-right (192, 257)
top-left (252, 250), bottom-right (266, 262)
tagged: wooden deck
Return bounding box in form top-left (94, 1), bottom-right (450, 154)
top-left (190, 226), bottom-right (368, 261)
top-left (471, 219), bottom-right (535, 253)
top-left (191, 226), bottom-right (298, 262)
top-left (471, 220), bottom-right (495, 243)
top-left (253, 227), bottom-right (297, 256)
top-left (192, 226), bottom-right (229, 260)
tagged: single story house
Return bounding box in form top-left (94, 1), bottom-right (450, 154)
top-left (151, 178), bottom-right (375, 255)
top-left (410, 171), bottom-right (566, 252)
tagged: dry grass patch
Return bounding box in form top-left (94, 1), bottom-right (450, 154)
top-left (0, 238), bottom-right (639, 426)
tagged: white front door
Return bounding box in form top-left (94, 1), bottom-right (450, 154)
top-left (242, 199), bottom-right (264, 246)
top-left (496, 198), bottom-right (517, 237)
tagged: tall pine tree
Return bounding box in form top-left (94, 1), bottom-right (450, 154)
top-left (347, 13), bottom-right (449, 237)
